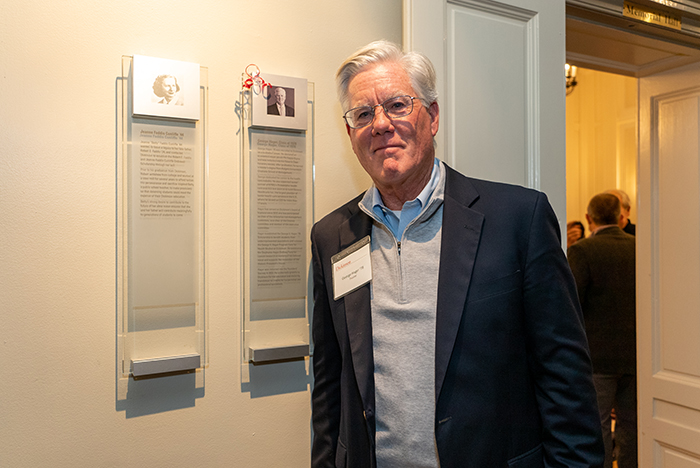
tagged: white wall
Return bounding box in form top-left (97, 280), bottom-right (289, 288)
top-left (0, 1), bottom-right (400, 466)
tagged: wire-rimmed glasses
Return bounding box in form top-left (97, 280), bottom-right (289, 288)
top-left (343, 95), bottom-right (419, 129)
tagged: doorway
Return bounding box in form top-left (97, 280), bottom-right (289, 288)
top-left (566, 4), bottom-right (700, 466)
top-left (566, 5), bottom-right (700, 228)
top-left (565, 65), bottom-right (638, 468)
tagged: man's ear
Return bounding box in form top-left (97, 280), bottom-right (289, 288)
top-left (346, 123), bottom-right (351, 136)
top-left (428, 101), bottom-right (440, 136)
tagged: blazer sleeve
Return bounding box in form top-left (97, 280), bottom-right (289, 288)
top-left (522, 193), bottom-right (604, 468)
top-left (310, 224), bottom-right (342, 468)
top-left (566, 242), bottom-right (590, 308)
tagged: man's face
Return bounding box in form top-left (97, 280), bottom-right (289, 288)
top-left (275, 88), bottom-right (286, 105)
top-left (345, 62), bottom-right (439, 193)
top-left (161, 77), bottom-right (177, 99)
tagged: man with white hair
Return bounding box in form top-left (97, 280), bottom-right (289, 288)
top-left (310, 40), bottom-right (603, 468)
top-left (605, 189), bottom-right (635, 235)
top-left (267, 86), bottom-right (295, 117)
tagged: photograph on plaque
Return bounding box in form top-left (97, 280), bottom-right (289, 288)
top-left (132, 55), bottom-right (200, 121)
top-left (251, 73), bottom-right (307, 131)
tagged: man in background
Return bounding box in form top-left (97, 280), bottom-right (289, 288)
top-left (605, 189), bottom-right (635, 235)
top-left (568, 193), bottom-right (637, 468)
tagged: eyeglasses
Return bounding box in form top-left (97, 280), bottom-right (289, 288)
top-left (343, 95), bottom-right (419, 129)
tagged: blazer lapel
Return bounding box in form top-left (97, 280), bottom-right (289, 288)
top-left (435, 167), bottom-right (484, 402)
top-left (338, 209), bottom-right (375, 414)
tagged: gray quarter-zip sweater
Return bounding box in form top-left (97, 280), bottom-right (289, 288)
top-left (358, 161), bottom-right (446, 468)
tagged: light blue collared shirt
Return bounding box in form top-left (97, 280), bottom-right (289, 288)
top-left (370, 158), bottom-right (441, 240)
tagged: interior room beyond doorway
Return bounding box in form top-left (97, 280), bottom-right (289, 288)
top-left (565, 66), bottom-right (638, 468)
top-left (566, 67), bottom-right (638, 233)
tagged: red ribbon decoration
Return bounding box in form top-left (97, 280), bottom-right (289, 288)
top-left (243, 64), bottom-right (270, 91)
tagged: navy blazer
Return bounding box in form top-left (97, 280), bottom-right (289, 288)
top-left (567, 226), bottom-right (636, 375)
top-left (311, 164), bottom-right (604, 468)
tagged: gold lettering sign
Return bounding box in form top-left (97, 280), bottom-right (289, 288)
top-left (623, 1), bottom-right (681, 31)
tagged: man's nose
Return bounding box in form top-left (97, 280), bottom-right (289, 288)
top-left (372, 106), bottom-right (393, 134)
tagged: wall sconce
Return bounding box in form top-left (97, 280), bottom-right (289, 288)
top-left (566, 63), bottom-right (578, 96)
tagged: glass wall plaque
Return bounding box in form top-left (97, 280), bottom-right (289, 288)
top-left (240, 78), bottom-right (314, 365)
top-left (117, 56), bottom-right (208, 381)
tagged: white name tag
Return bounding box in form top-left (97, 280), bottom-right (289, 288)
top-left (332, 236), bottom-right (372, 301)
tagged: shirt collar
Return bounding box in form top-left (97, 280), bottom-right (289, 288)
top-left (359, 158), bottom-right (443, 239)
top-left (592, 224), bottom-right (618, 235)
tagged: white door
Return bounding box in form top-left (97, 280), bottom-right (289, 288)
top-left (638, 62), bottom-right (700, 466)
top-left (404, 0), bottom-right (567, 230)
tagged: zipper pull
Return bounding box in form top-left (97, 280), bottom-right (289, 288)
top-left (397, 241), bottom-right (401, 255)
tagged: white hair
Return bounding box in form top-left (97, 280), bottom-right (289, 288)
top-left (335, 40), bottom-right (438, 112)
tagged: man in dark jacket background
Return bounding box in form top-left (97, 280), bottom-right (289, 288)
top-left (568, 193), bottom-right (637, 468)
